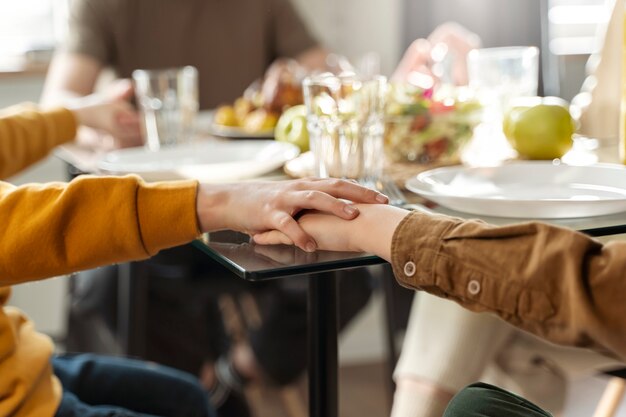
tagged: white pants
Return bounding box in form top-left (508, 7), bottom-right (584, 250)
top-left (394, 292), bottom-right (624, 413)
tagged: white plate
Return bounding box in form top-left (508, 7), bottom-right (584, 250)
top-left (97, 140), bottom-right (299, 182)
top-left (197, 110), bottom-right (274, 139)
top-left (405, 162), bottom-right (626, 218)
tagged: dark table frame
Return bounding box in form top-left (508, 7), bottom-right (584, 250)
top-left (190, 235), bottom-right (388, 417)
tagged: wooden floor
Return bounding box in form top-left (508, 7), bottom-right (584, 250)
top-left (245, 361), bottom-right (390, 417)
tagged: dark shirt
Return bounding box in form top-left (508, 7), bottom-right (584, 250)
top-left (65, 0), bottom-right (318, 108)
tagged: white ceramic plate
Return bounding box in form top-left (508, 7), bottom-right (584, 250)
top-left (197, 110), bottom-right (274, 139)
top-left (97, 140), bottom-right (299, 182)
top-left (405, 162), bottom-right (626, 218)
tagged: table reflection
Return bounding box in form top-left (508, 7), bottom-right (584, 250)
top-left (193, 230), bottom-right (385, 281)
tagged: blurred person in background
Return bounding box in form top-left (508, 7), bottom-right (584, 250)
top-left (42, 0), bottom-right (329, 148)
top-left (388, 10), bottom-right (624, 417)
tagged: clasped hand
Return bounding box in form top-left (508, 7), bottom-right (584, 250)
top-left (253, 202), bottom-right (409, 261)
top-left (195, 178), bottom-right (391, 253)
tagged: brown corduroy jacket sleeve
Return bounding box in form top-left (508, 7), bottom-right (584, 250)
top-left (390, 211), bottom-right (626, 360)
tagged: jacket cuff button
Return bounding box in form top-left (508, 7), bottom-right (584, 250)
top-left (403, 261), bottom-right (416, 277)
top-left (467, 279), bottom-right (481, 295)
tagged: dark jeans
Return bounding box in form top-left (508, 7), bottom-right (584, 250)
top-left (53, 354), bottom-right (215, 417)
top-left (443, 383), bottom-right (552, 417)
top-left (67, 245), bottom-right (373, 385)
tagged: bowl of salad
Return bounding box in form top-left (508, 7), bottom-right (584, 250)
top-left (384, 83), bottom-right (481, 164)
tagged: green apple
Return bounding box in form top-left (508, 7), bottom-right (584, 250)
top-left (275, 105), bottom-right (310, 152)
top-left (503, 97), bottom-right (575, 160)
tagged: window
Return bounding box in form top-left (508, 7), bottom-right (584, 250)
top-left (548, 0), bottom-right (611, 56)
top-left (0, 0), bottom-right (67, 69)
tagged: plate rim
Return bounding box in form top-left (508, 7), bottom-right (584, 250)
top-left (97, 140), bottom-right (299, 173)
top-left (406, 161), bottom-right (626, 205)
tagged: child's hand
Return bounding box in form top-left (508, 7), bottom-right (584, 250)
top-left (253, 210), bottom-right (357, 252)
top-left (254, 203), bottom-right (409, 261)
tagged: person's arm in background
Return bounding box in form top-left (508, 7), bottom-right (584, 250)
top-left (255, 204), bottom-right (626, 361)
top-left (40, 0), bottom-right (141, 148)
top-left (392, 22), bottom-right (481, 85)
top-left (0, 99), bottom-right (137, 180)
top-left (42, 53), bottom-right (102, 102)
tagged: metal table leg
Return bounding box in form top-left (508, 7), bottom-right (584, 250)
top-left (382, 268), bottom-right (399, 408)
top-left (308, 272), bottom-right (338, 417)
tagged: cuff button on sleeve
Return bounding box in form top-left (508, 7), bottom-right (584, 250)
top-left (467, 279), bottom-right (481, 296)
top-left (403, 261), bottom-right (416, 277)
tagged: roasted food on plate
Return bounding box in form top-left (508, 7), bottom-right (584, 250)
top-left (213, 59), bottom-right (306, 135)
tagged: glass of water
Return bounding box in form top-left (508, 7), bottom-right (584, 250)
top-left (303, 73), bottom-right (386, 184)
top-left (463, 47), bottom-right (539, 165)
top-left (467, 46), bottom-right (539, 119)
top-left (133, 66), bottom-right (199, 151)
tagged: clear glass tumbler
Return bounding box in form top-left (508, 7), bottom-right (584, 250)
top-left (467, 46), bottom-right (539, 118)
top-left (133, 66), bottom-right (199, 151)
top-left (464, 47), bottom-right (539, 165)
top-left (303, 73), bottom-right (386, 184)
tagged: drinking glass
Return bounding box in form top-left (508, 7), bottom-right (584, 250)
top-left (467, 46), bottom-right (539, 118)
top-left (464, 47), bottom-right (539, 165)
top-left (303, 73), bottom-right (386, 184)
top-left (133, 66), bottom-right (199, 151)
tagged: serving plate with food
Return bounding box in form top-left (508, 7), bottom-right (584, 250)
top-left (384, 83), bottom-right (481, 164)
top-left (201, 109), bottom-right (275, 139)
top-left (206, 59), bottom-right (306, 139)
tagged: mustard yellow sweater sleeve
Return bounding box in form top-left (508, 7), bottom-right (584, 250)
top-left (0, 106), bottom-right (201, 284)
top-left (0, 105), bottom-right (78, 179)
top-left (0, 176), bottom-right (200, 284)
top-left (0, 106), bottom-right (201, 417)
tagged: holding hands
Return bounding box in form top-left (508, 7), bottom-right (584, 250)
top-left (195, 179), bottom-right (392, 252)
top-left (254, 203), bottom-right (409, 261)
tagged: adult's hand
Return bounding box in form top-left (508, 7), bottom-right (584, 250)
top-left (195, 178), bottom-right (389, 252)
top-left (42, 52), bottom-right (143, 150)
top-left (392, 22), bottom-right (481, 86)
top-left (68, 79), bottom-right (142, 149)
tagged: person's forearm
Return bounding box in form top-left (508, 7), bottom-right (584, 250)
top-left (0, 176), bottom-right (199, 284)
top-left (390, 212), bottom-right (626, 360)
top-left (41, 52), bottom-right (102, 105)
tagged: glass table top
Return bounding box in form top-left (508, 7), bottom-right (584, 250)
top-left (192, 231), bottom-right (386, 281)
top-left (193, 203), bottom-right (626, 281)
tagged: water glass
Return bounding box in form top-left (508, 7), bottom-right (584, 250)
top-left (467, 46), bottom-right (539, 118)
top-left (463, 47), bottom-right (539, 166)
top-left (303, 73), bottom-right (386, 183)
top-left (133, 66), bottom-right (199, 151)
